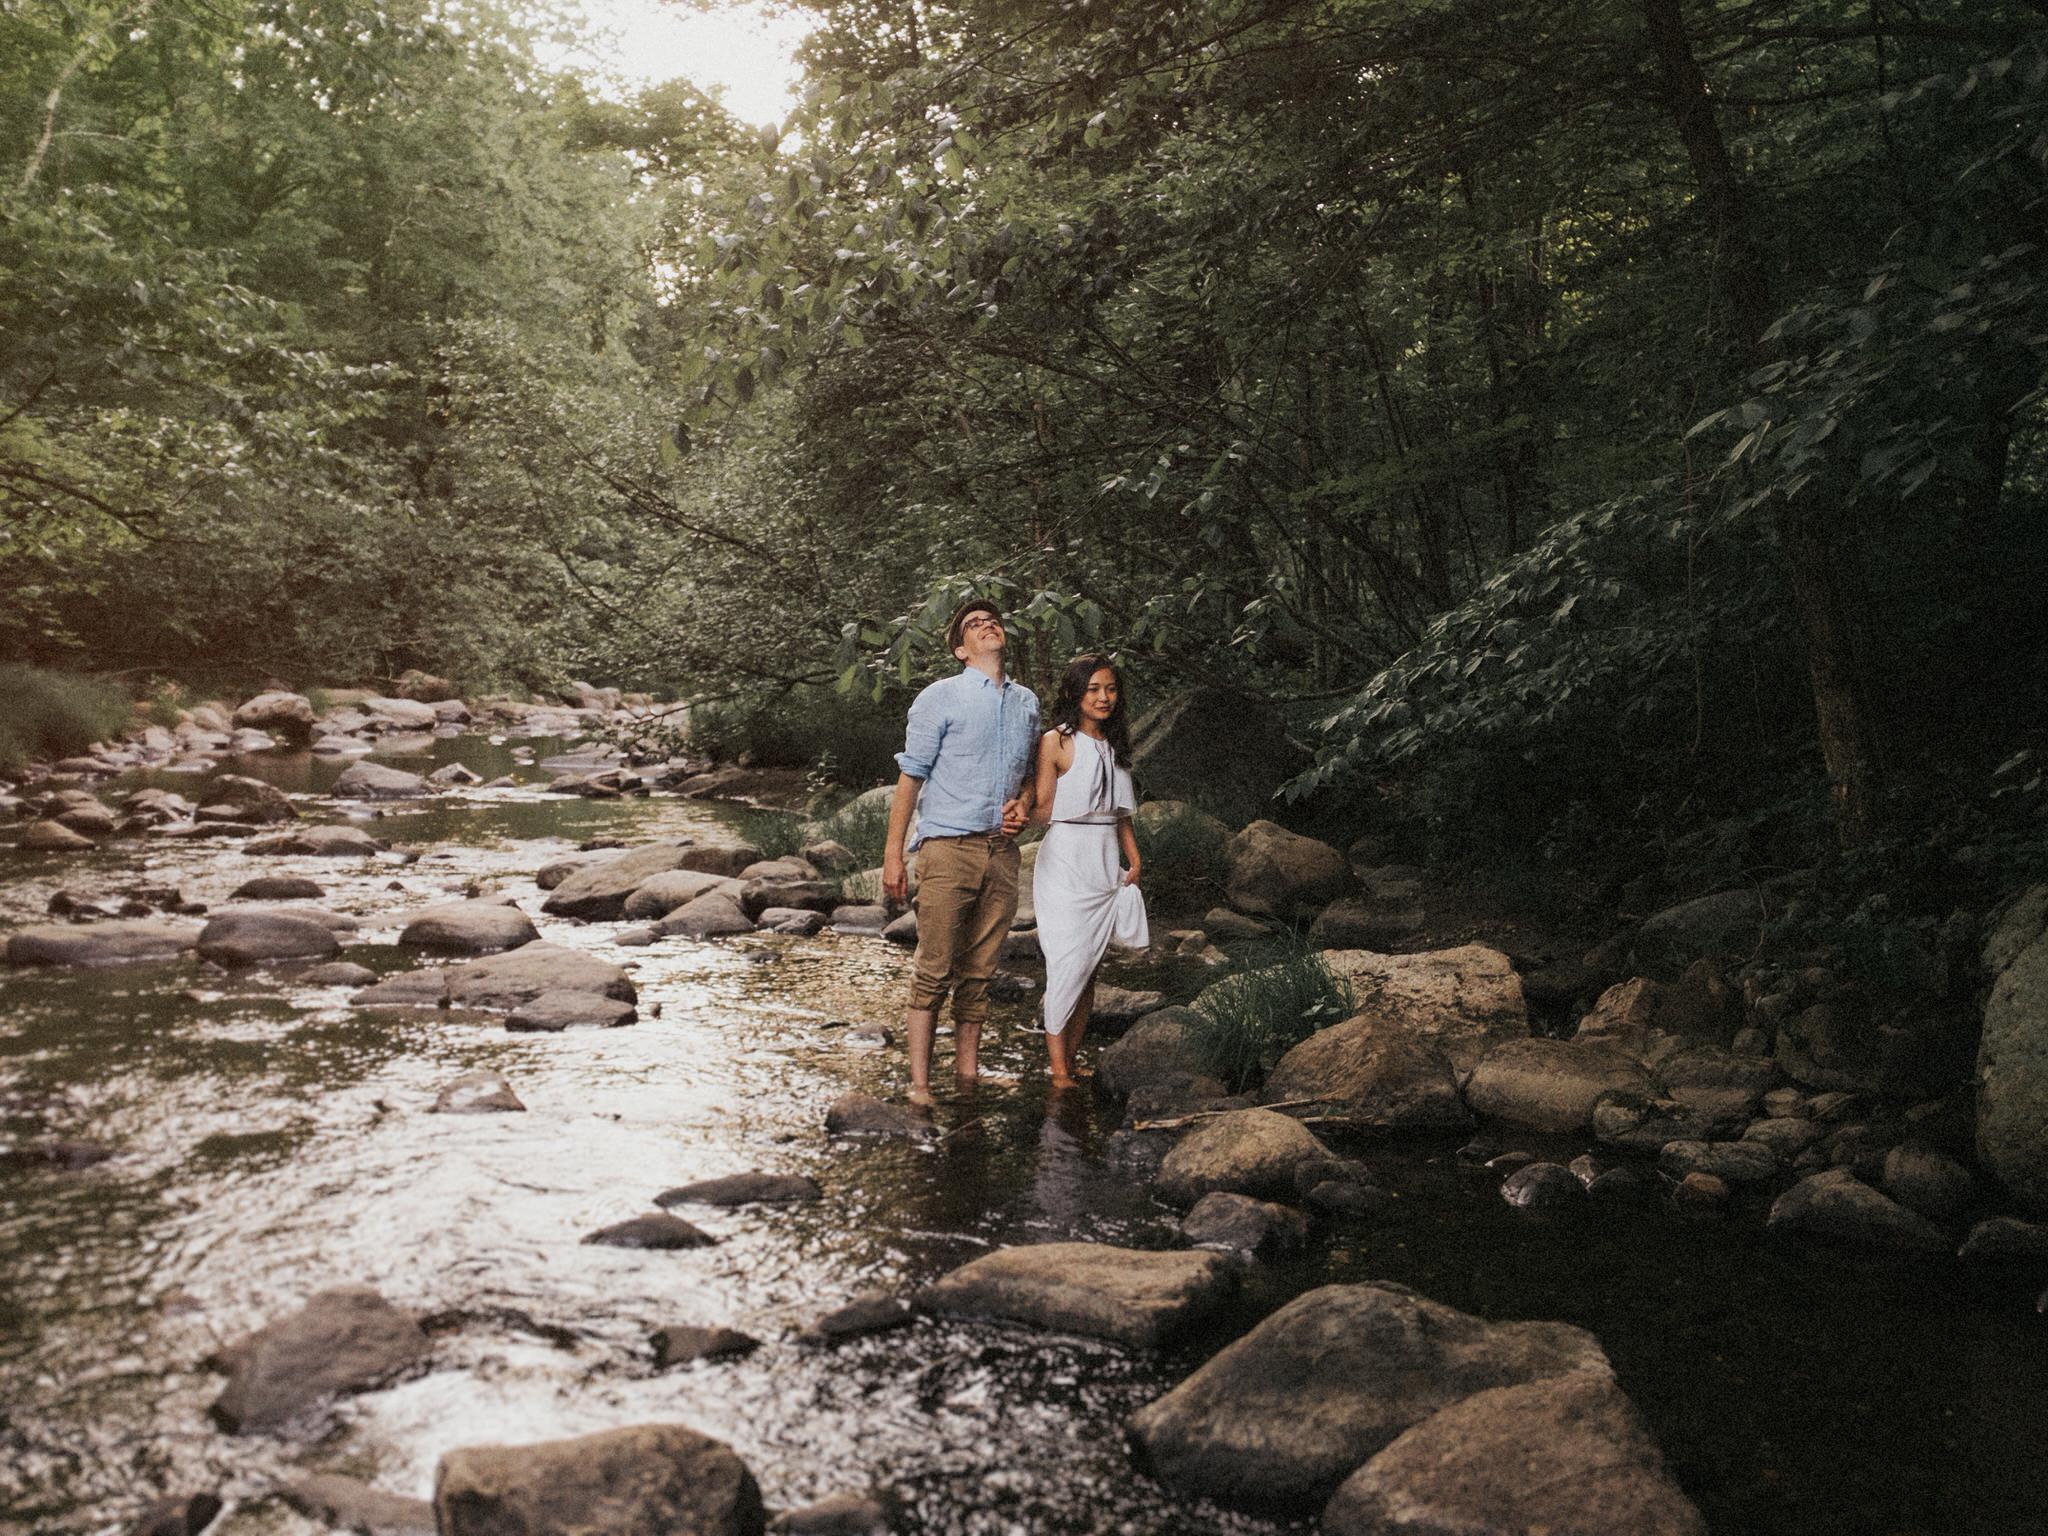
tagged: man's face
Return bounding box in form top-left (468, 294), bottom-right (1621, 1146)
top-left (952, 609), bottom-right (1005, 663)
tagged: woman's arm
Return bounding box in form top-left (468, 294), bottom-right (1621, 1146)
top-left (1029, 729), bottom-right (1065, 826)
top-left (1117, 815), bottom-right (1141, 884)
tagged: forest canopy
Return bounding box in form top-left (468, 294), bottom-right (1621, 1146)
top-left (6, 0), bottom-right (2048, 865)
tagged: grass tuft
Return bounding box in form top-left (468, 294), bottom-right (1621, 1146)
top-left (0, 665), bottom-right (132, 776)
top-left (1183, 941), bottom-right (1355, 1093)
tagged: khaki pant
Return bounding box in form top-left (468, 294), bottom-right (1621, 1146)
top-left (908, 834), bottom-right (1020, 1027)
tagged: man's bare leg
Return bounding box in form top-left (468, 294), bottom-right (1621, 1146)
top-left (953, 1012), bottom-right (982, 1083)
top-left (906, 1006), bottom-right (937, 1106)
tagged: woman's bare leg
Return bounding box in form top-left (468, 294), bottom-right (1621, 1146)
top-left (1046, 1022), bottom-right (1077, 1090)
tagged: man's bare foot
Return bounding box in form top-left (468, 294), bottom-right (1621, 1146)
top-left (1049, 1074), bottom-right (1079, 1091)
top-left (907, 1086), bottom-right (935, 1108)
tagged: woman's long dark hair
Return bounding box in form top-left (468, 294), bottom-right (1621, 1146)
top-left (1050, 654), bottom-right (1132, 768)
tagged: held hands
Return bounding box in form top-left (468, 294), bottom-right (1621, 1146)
top-left (999, 796), bottom-right (1030, 836)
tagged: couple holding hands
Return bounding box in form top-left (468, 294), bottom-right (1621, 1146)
top-left (881, 597), bottom-right (1148, 1103)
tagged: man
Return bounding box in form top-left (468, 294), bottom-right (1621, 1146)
top-left (882, 597), bottom-right (1040, 1105)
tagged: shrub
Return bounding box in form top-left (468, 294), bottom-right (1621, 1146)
top-left (1133, 801), bottom-right (1232, 914)
top-left (807, 792), bottom-right (893, 870)
top-left (686, 685), bottom-right (907, 786)
top-left (0, 665), bottom-right (131, 775)
top-left (141, 677), bottom-right (188, 729)
top-left (1183, 943), bottom-right (1355, 1093)
top-left (731, 807), bottom-right (808, 861)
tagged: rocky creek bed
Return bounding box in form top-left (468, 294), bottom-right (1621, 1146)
top-left (4, 708), bottom-right (2048, 1535)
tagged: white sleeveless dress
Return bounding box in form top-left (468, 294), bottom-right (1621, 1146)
top-left (1034, 732), bottom-right (1148, 1036)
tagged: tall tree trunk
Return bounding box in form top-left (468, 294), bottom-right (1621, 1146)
top-left (1642, 0), bottom-right (1884, 844)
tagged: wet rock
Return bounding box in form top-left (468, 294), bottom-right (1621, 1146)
top-left (1500, 1162), bottom-right (1586, 1210)
top-left (398, 900), bottom-right (539, 955)
top-left (45, 889), bottom-right (129, 920)
top-left (1225, 819), bottom-right (1349, 920)
top-left (1322, 1369), bottom-right (1706, 1536)
top-left (353, 943), bottom-right (635, 1011)
top-left (757, 907), bottom-right (828, 935)
top-left (53, 800), bottom-right (118, 836)
top-left (123, 1492), bottom-right (224, 1536)
top-left (1305, 1178), bottom-right (1395, 1218)
top-left (1653, 1045), bottom-right (1779, 1125)
top-left (199, 775), bottom-right (297, 825)
top-left (1676, 1172), bottom-right (1731, 1211)
top-left (1154, 1108), bottom-right (1339, 1208)
top-left (1318, 945), bottom-right (1529, 1074)
top-left (435, 1422), bottom-right (764, 1536)
top-left (231, 875), bottom-right (324, 900)
top-left (534, 854), bottom-right (599, 890)
top-left (541, 843), bottom-right (693, 920)
top-left (427, 762), bottom-right (482, 786)
top-left (1589, 1097), bottom-right (1720, 1155)
top-left (431, 1071), bottom-right (525, 1114)
top-left (21, 818), bottom-right (94, 850)
top-left (621, 868), bottom-right (744, 920)
top-left (1657, 1139), bottom-right (1779, 1186)
top-left (825, 1093), bottom-right (933, 1139)
top-left (919, 1241), bottom-right (1237, 1346)
top-left (842, 1024), bottom-right (890, 1050)
top-left (829, 904), bottom-right (888, 934)
top-left (881, 911), bottom-right (918, 945)
top-left (1762, 1086), bottom-right (1810, 1119)
top-left (656, 1172), bottom-right (822, 1207)
top-left (771, 1492), bottom-right (893, 1535)
top-left (1258, 1015), bottom-right (1469, 1133)
top-left (359, 696), bottom-right (440, 731)
top-left (6, 918), bottom-right (202, 967)
top-left (1466, 1038), bottom-right (1653, 1134)
top-left (1588, 1166), bottom-right (1654, 1201)
top-left (799, 838), bottom-right (858, 873)
top-left (1744, 1116), bottom-right (1824, 1159)
top-left (657, 892), bottom-right (755, 938)
top-left (279, 1473), bottom-right (434, 1535)
top-left (1632, 889), bottom-right (1763, 980)
top-left (675, 838), bottom-right (766, 878)
top-left (331, 760), bottom-right (436, 800)
top-left (583, 1212), bottom-right (715, 1249)
top-left (299, 961), bottom-right (377, 987)
top-left (197, 910), bottom-right (341, 967)
top-left (1880, 1142), bottom-right (1975, 1222)
top-left (741, 856), bottom-right (818, 881)
top-left (1957, 1215), bottom-right (2048, 1262)
top-left (1097, 1007), bottom-right (1206, 1098)
top-left (1091, 985), bottom-right (1165, 1024)
top-left (652, 1325), bottom-right (760, 1367)
top-left (1128, 1282), bottom-right (1609, 1513)
top-left (1809, 1090), bottom-right (1864, 1122)
top-left (209, 1285), bottom-right (429, 1433)
top-left (233, 691), bottom-right (316, 742)
top-left (3, 1138), bottom-right (117, 1171)
top-left (1767, 1168), bottom-right (1950, 1252)
top-left (247, 825), bottom-right (387, 857)
top-left (615, 926), bottom-right (658, 946)
top-left (804, 1292), bottom-right (915, 1343)
top-left (1181, 1192), bottom-right (1310, 1256)
top-left (506, 990), bottom-right (638, 1031)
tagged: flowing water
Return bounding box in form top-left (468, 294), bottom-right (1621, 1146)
top-left (2, 737), bottom-right (2044, 1536)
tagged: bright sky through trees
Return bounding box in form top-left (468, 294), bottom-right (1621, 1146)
top-left (546, 0), bottom-right (809, 120)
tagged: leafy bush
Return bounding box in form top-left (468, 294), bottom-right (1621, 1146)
top-left (1183, 943), bottom-right (1355, 1093)
top-left (731, 808), bottom-right (808, 861)
top-left (0, 665), bottom-right (131, 775)
top-left (1133, 801), bottom-right (1232, 914)
top-left (686, 685), bottom-right (907, 787)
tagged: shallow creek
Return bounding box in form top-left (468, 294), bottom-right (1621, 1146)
top-left (2, 737), bottom-right (2044, 1536)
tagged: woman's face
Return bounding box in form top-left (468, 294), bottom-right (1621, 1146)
top-left (1081, 668), bottom-right (1119, 721)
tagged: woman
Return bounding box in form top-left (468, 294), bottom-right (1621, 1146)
top-left (1030, 655), bottom-right (1148, 1089)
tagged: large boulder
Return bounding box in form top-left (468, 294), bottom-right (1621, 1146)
top-left (233, 692), bottom-right (316, 743)
top-left (1097, 1007), bottom-right (1209, 1098)
top-left (197, 774), bottom-right (297, 824)
top-left (917, 1242), bottom-right (1237, 1347)
top-left (1129, 687), bottom-right (1311, 826)
top-left (1464, 1038), bottom-right (1654, 1134)
top-left (358, 696), bottom-right (440, 731)
top-left (1654, 1045), bottom-right (1779, 1125)
top-left (657, 892), bottom-right (755, 939)
top-left (1632, 890), bottom-right (1764, 980)
top-left (1323, 1370), bottom-right (1706, 1536)
top-left (675, 838), bottom-right (767, 879)
top-left (1766, 1168), bottom-right (1950, 1252)
top-left (506, 990), bottom-right (638, 1031)
top-left (542, 844), bottom-right (691, 920)
top-left (20, 820), bottom-right (94, 850)
top-left (1319, 945), bottom-right (1529, 1074)
top-left (1978, 889), bottom-right (2048, 1213)
top-left (352, 943), bottom-right (635, 1011)
top-left (398, 900), bottom-right (538, 955)
top-left (330, 760), bottom-right (436, 800)
top-left (6, 919), bottom-right (201, 967)
top-left (246, 825), bottom-right (387, 857)
top-left (435, 1423), bottom-right (764, 1536)
top-left (1259, 1014), bottom-right (1469, 1133)
top-left (1154, 1108), bottom-right (1337, 1207)
top-left (197, 910), bottom-right (341, 967)
top-left (1225, 820), bottom-right (1349, 920)
top-left (210, 1286), bottom-right (428, 1433)
top-left (621, 869), bottom-right (744, 921)
top-left (1128, 1283), bottom-right (1610, 1513)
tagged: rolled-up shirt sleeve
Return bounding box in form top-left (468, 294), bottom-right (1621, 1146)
top-left (895, 684), bottom-right (945, 780)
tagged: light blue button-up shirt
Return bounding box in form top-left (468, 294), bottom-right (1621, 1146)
top-left (895, 669), bottom-right (1041, 850)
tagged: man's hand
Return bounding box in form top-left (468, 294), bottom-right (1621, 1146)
top-left (883, 848), bottom-right (909, 905)
top-left (999, 796), bottom-right (1029, 836)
